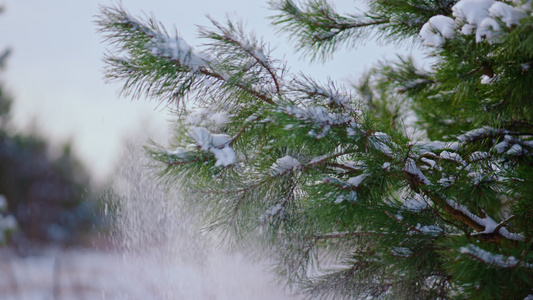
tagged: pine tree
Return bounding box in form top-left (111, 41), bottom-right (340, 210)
top-left (98, 1), bottom-right (533, 298)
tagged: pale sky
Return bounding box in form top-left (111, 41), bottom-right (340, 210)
top-left (0, 0), bottom-right (422, 183)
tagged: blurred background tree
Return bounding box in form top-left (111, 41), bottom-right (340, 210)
top-left (0, 13), bottom-right (98, 248)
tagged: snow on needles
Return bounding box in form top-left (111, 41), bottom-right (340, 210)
top-left (148, 35), bottom-right (211, 71)
top-left (404, 158), bottom-right (432, 185)
top-left (420, 15), bottom-right (456, 47)
top-left (188, 127), bottom-right (236, 167)
top-left (347, 173), bottom-right (370, 187)
top-left (402, 194), bottom-right (428, 212)
top-left (119, 12), bottom-right (212, 71)
top-left (270, 155), bottom-right (301, 176)
top-left (186, 108), bottom-right (231, 128)
top-left (369, 132), bottom-right (394, 157)
top-left (460, 244), bottom-right (533, 268)
top-left (420, 0), bottom-right (529, 46)
top-left (281, 105), bottom-right (354, 139)
top-left (446, 198), bottom-right (525, 241)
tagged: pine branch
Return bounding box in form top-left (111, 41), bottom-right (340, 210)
top-left (99, 2), bottom-right (533, 298)
top-left (457, 126), bottom-right (531, 143)
top-left (270, 0), bottom-right (389, 60)
top-left (98, 6), bottom-right (278, 106)
top-left (431, 192), bottom-right (524, 242)
top-left (400, 150), bottom-right (525, 242)
top-left (200, 69), bottom-right (275, 105)
top-left (204, 18), bottom-right (283, 96)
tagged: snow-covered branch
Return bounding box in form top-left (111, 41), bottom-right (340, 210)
top-left (279, 104), bottom-right (355, 138)
top-left (445, 198), bottom-right (524, 241)
top-left (187, 127), bottom-right (236, 167)
top-left (99, 6), bottom-right (278, 105)
top-left (460, 244), bottom-right (533, 269)
top-left (205, 18), bottom-right (283, 95)
top-left (270, 0), bottom-right (389, 59)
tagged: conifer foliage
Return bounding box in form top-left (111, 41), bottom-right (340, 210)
top-left (99, 1), bottom-right (533, 298)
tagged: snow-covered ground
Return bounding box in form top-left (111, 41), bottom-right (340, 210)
top-left (0, 245), bottom-right (301, 300)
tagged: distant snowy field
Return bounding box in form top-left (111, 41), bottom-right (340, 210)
top-left (0, 246), bottom-right (301, 300)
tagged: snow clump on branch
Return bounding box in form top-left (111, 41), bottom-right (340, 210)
top-left (188, 126), bottom-right (236, 167)
top-left (270, 155), bottom-right (301, 176)
top-left (148, 35), bottom-right (212, 71)
top-left (420, 0), bottom-right (529, 46)
top-left (419, 15), bottom-right (456, 47)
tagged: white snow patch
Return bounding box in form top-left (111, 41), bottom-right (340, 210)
top-left (481, 74), bottom-right (496, 84)
top-left (491, 135), bottom-right (528, 156)
top-left (211, 147), bottom-right (237, 167)
top-left (211, 133), bottom-right (232, 148)
top-left (453, 0), bottom-right (494, 34)
top-left (494, 140), bottom-right (509, 153)
top-left (189, 127), bottom-right (212, 151)
top-left (259, 204), bottom-right (284, 223)
top-left (477, 17), bottom-right (502, 42)
top-left (392, 247), bottom-right (413, 257)
top-left (524, 140), bottom-right (533, 148)
top-left (506, 143), bottom-right (524, 155)
top-left (417, 224), bottom-right (443, 236)
top-left (306, 85), bottom-right (353, 109)
top-left (460, 244), bottom-right (533, 268)
top-left (270, 155), bottom-right (301, 176)
top-left (413, 140), bottom-right (460, 153)
top-left (369, 132), bottom-right (394, 157)
top-left (166, 147), bottom-right (188, 157)
top-left (0, 244), bottom-right (302, 300)
top-left (253, 48), bottom-right (268, 63)
top-left (445, 198), bottom-right (524, 241)
top-left (403, 194), bottom-right (427, 212)
top-left (453, 0), bottom-right (526, 42)
top-left (308, 151), bottom-right (343, 165)
top-left (334, 191), bottom-right (358, 204)
top-left (458, 127), bottom-right (489, 142)
top-left (420, 15), bottom-right (456, 47)
top-left (458, 126), bottom-right (509, 142)
top-left (347, 173), bottom-right (370, 188)
top-left (421, 0), bottom-right (528, 45)
top-left (420, 157), bottom-right (436, 169)
top-left (188, 127), bottom-right (236, 167)
top-left (403, 158), bottom-right (432, 185)
top-left (490, 2), bottom-right (527, 27)
top-left (438, 174), bottom-right (456, 187)
top-left (470, 151), bottom-right (489, 161)
top-left (0, 214), bottom-right (17, 230)
top-left (440, 150), bottom-right (467, 166)
top-left (186, 109), bottom-right (231, 127)
top-left (281, 105), bottom-right (354, 139)
top-left (468, 172), bottom-right (485, 185)
top-left (511, 0), bottom-right (532, 10)
top-left (148, 35), bottom-right (211, 71)
top-left (244, 115), bottom-right (258, 123)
